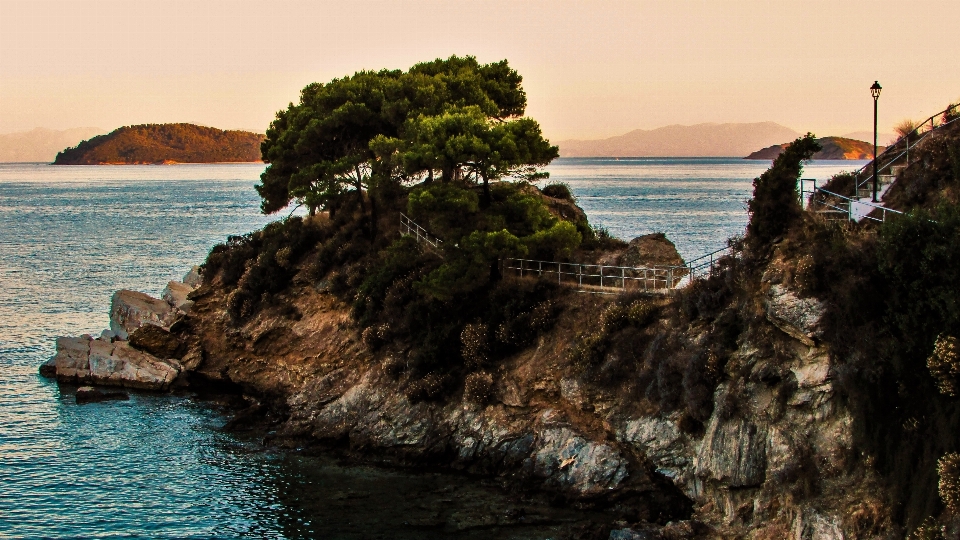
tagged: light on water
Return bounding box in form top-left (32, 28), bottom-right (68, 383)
top-left (0, 159), bottom-right (863, 538)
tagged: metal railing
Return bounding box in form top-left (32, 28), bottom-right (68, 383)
top-left (502, 258), bottom-right (688, 292)
top-left (503, 246), bottom-right (734, 293)
top-left (804, 186), bottom-right (904, 223)
top-left (399, 213), bottom-right (443, 250)
top-left (854, 103), bottom-right (960, 197)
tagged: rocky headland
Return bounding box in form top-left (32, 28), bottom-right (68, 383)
top-left (40, 63), bottom-right (960, 538)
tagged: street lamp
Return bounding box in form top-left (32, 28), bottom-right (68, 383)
top-left (871, 81), bottom-right (882, 202)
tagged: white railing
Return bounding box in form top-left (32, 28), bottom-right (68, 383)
top-left (804, 186), bottom-right (904, 223)
top-left (502, 258), bottom-right (687, 292)
top-left (399, 213), bottom-right (443, 249)
top-left (503, 246), bottom-right (734, 293)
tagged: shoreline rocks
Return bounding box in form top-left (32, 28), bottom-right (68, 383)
top-left (42, 267), bottom-right (201, 390)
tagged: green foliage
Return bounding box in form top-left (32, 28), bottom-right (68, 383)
top-left (878, 204), bottom-right (960, 362)
top-left (257, 55), bottom-right (555, 218)
top-left (746, 133), bottom-right (821, 250)
top-left (203, 217), bottom-right (326, 321)
top-left (541, 182), bottom-right (574, 201)
top-left (54, 124), bottom-right (264, 165)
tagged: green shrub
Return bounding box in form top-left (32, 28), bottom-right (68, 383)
top-left (541, 182), bottom-right (574, 201)
top-left (746, 133), bottom-right (821, 251)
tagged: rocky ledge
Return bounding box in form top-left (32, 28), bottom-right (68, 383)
top-left (40, 267), bottom-right (202, 391)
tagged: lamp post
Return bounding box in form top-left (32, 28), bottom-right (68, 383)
top-left (871, 81), bottom-right (882, 202)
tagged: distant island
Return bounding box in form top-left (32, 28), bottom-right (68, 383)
top-left (557, 122), bottom-right (801, 157)
top-left (0, 127), bottom-right (105, 163)
top-left (745, 136), bottom-right (885, 160)
top-left (53, 123), bottom-right (264, 165)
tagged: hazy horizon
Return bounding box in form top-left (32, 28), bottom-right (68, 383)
top-left (2, 0), bottom-right (958, 141)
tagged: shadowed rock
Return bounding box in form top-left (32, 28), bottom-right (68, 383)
top-left (129, 324), bottom-right (181, 359)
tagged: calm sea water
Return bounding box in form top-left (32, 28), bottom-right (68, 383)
top-left (0, 158), bottom-right (863, 538)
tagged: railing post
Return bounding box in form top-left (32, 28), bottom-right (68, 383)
top-left (600, 265), bottom-right (603, 288)
top-left (668, 268), bottom-right (673, 289)
top-left (538, 261), bottom-right (542, 278)
top-left (558, 262), bottom-right (562, 284)
top-left (621, 267), bottom-right (625, 289)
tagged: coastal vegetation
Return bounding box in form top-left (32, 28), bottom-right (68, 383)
top-left (53, 123), bottom-right (264, 164)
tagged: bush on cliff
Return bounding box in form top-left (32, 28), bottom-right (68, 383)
top-left (746, 133), bottom-right (821, 252)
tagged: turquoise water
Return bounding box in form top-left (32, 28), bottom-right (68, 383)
top-left (0, 159), bottom-right (861, 538)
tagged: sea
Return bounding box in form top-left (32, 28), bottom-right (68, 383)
top-left (0, 158), bottom-right (864, 538)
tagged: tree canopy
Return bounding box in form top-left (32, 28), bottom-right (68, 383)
top-left (256, 56), bottom-right (557, 216)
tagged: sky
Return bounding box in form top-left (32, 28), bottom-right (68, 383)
top-left (1, 0), bottom-right (958, 141)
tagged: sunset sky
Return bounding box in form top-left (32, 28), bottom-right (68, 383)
top-left (1, 0), bottom-right (958, 141)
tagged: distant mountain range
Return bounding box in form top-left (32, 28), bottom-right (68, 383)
top-left (557, 122), bottom-right (802, 157)
top-left (745, 136), bottom-right (885, 160)
top-left (54, 124), bottom-right (264, 165)
top-left (0, 127), bottom-right (106, 163)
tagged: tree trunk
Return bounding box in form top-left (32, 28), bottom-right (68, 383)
top-left (481, 174), bottom-right (491, 208)
top-left (368, 193), bottom-right (379, 240)
top-left (354, 166), bottom-right (366, 212)
top-left (426, 169), bottom-right (434, 184)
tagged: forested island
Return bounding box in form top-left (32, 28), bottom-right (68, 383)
top-left (53, 123), bottom-right (264, 165)
top-left (43, 56), bottom-right (960, 538)
top-left (745, 135), bottom-right (884, 160)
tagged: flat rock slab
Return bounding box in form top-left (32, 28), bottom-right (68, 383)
top-left (52, 336), bottom-right (180, 390)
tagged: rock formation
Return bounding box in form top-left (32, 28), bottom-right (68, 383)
top-left (43, 267), bottom-right (201, 390)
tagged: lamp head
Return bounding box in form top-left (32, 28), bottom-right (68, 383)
top-left (871, 81), bottom-right (882, 100)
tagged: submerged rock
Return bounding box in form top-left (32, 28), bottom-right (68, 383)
top-left (75, 385), bottom-right (129, 404)
top-left (38, 357), bottom-right (57, 377)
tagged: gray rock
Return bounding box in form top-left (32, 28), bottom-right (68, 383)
top-left (620, 416), bottom-right (691, 479)
top-left (609, 527), bottom-right (660, 540)
top-left (695, 414), bottom-right (767, 488)
top-left (182, 266), bottom-right (202, 288)
top-left (53, 336), bottom-right (179, 390)
top-left (766, 284), bottom-right (825, 345)
top-left (110, 289), bottom-right (175, 340)
top-left (533, 427), bottom-right (629, 496)
top-left (162, 280), bottom-right (195, 313)
top-left (99, 329), bottom-right (117, 341)
top-left (792, 508), bottom-right (844, 540)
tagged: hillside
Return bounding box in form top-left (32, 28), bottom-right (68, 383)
top-left (0, 127), bottom-right (105, 163)
top-left (557, 122), bottom-right (800, 157)
top-left (54, 124), bottom-right (264, 165)
top-left (745, 135), bottom-right (886, 160)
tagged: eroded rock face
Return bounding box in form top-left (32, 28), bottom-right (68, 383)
top-left (52, 336), bottom-right (180, 390)
top-left (695, 414), bottom-right (768, 488)
top-left (766, 284), bottom-right (826, 345)
top-left (110, 290), bottom-right (176, 340)
top-left (533, 426), bottom-right (629, 496)
top-left (620, 416), bottom-right (691, 481)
